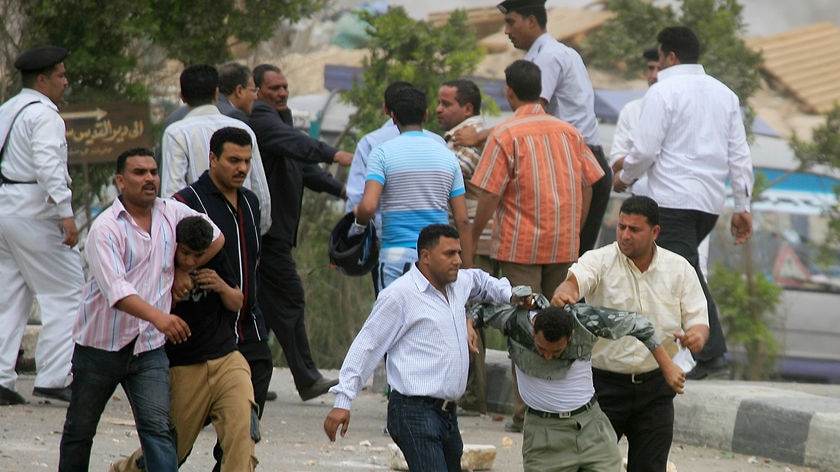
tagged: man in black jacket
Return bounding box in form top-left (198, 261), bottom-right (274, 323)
top-left (250, 64), bottom-right (352, 400)
top-left (172, 127), bottom-right (270, 470)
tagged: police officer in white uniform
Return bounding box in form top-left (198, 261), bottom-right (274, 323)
top-left (0, 46), bottom-right (83, 405)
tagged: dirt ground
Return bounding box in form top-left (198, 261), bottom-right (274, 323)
top-left (0, 369), bottom-right (820, 472)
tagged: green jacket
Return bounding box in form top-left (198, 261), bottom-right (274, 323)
top-left (468, 294), bottom-right (661, 381)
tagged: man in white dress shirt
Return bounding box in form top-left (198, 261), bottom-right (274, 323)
top-left (0, 46), bottom-right (84, 405)
top-left (609, 46), bottom-right (659, 179)
top-left (614, 26), bottom-right (754, 380)
top-left (324, 224), bottom-right (514, 471)
top-left (161, 64), bottom-right (271, 234)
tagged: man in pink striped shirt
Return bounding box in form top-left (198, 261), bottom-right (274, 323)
top-left (58, 148), bottom-right (223, 472)
top-left (471, 59), bottom-right (604, 433)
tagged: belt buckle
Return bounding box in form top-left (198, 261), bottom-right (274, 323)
top-left (557, 411), bottom-right (571, 419)
top-left (440, 399), bottom-right (453, 411)
top-left (631, 372), bottom-right (644, 384)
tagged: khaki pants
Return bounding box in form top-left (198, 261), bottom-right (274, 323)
top-left (523, 403), bottom-right (621, 472)
top-left (111, 351), bottom-right (258, 472)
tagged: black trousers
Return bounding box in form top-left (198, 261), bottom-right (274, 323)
top-left (258, 237), bottom-right (321, 390)
top-left (580, 145), bottom-right (612, 255)
top-left (593, 368), bottom-right (676, 472)
top-left (656, 207), bottom-right (726, 360)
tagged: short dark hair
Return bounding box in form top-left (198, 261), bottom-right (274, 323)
top-left (390, 86), bottom-right (427, 127)
top-left (511, 6), bottom-right (547, 29)
top-left (176, 216), bottom-right (214, 251)
top-left (505, 60), bottom-right (541, 102)
top-left (116, 147), bottom-right (155, 174)
top-left (619, 195), bottom-right (660, 227)
top-left (533, 306), bottom-right (574, 342)
top-left (657, 26), bottom-right (701, 64)
top-left (210, 127), bottom-right (252, 158)
top-left (21, 63), bottom-right (61, 88)
top-left (442, 79), bottom-right (482, 113)
top-left (383, 81), bottom-right (413, 112)
top-left (180, 64), bottom-right (218, 107)
top-left (253, 64), bottom-right (281, 88)
top-left (417, 224), bottom-right (460, 254)
top-left (642, 46), bottom-right (659, 62)
top-left (218, 62), bottom-right (251, 96)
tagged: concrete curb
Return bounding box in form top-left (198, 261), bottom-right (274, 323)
top-left (479, 349), bottom-right (840, 471)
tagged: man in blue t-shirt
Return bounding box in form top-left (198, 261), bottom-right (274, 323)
top-left (352, 86), bottom-right (472, 292)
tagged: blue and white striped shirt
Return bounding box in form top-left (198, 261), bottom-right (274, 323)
top-left (331, 265), bottom-right (512, 409)
top-left (366, 131), bottom-right (465, 249)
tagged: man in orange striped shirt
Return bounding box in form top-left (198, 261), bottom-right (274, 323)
top-left (471, 59), bottom-right (604, 432)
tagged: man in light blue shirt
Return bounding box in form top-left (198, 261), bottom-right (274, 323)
top-left (351, 86), bottom-right (471, 292)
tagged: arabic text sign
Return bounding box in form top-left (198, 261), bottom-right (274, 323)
top-left (62, 102), bottom-right (152, 165)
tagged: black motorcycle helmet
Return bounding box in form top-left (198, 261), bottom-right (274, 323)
top-left (328, 212), bottom-right (379, 276)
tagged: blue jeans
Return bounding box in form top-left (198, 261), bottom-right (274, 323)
top-left (376, 247), bottom-right (417, 292)
top-left (59, 342), bottom-right (177, 472)
top-left (387, 391), bottom-right (463, 472)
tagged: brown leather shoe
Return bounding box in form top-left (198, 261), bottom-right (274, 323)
top-left (298, 378), bottom-right (338, 401)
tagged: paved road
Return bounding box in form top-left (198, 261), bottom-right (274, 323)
top-left (0, 369), bottom-right (821, 471)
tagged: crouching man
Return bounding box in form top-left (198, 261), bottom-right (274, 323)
top-left (112, 216), bottom-right (258, 472)
top-left (470, 288), bottom-right (685, 472)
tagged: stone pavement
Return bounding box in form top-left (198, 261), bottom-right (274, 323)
top-left (2, 352), bottom-right (838, 471)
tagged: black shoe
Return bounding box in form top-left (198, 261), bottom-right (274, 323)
top-left (686, 356), bottom-right (730, 380)
top-left (33, 385), bottom-right (72, 402)
top-left (298, 378), bottom-right (338, 401)
top-left (504, 422), bottom-right (523, 433)
top-left (265, 390), bottom-right (278, 401)
top-left (0, 385), bottom-right (27, 405)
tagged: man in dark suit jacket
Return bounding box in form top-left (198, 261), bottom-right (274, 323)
top-left (249, 63), bottom-right (352, 401)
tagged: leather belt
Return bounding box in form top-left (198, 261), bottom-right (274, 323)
top-left (527, 396), bottom-right (597, 419)
top-left (0, 172), bottom-right (36, 185)
top-left (593, 367), bottom-right (663, 384)
top-left (392, 391), bottom-right (457, 413)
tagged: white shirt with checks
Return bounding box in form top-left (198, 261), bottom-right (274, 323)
top-left (331, 264), bottom-right (512, 410)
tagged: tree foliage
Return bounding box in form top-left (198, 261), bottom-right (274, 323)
top-left (709, 260), bottom-right (781, 380)
top-left (790, 104), bottom-right (840, 250)
top-left (341, 7), bottom-right (484, 137)
top-left (583, 0), bottom-right (762, 107)
top-left (2, 0), bottom-right (325, 102)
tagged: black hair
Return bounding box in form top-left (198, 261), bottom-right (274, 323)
top-left (176, 216), bottom-right (214, 251)
top-left (533, 306), bottom-right (574, 342)
top-left (218, 62), bottom-right (251, 96)
top-left (21, 63), bottom-right (61, 88)
top-left (390, 86), bottom-right (427, 127)
top-left (209, 127), bottom-right (252, 158)
top-left (657, 26), bottom-right (701, 64)
top-left (505, 60), bottom-right (541, 102)
top-left (417, 224), bottom-right (460, 254)
top-left (642, 46), bottom-right (659, 62)
top-left (180, 64), bottom-right (219, 107)
top-left (253, 63), bottom-right (281, 88)
top-left (116, 147), bottom-right (155, 174)
top-left (619, 195), bottom-right (660, 227)
top-left (384, 81), bottom-right (414, 112)
top-left (510, 6), bottom-right (547, 29)
top-left (441, 79), bottom-right (482, 113)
